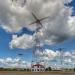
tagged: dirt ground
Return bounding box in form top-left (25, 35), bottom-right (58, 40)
top-left (0, 71), bottom-right (75, 75)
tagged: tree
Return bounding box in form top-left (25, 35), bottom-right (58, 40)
top-left (45, 67), bottom-right (52, 71)
top-left (74, 68), bottom-right (75, 71)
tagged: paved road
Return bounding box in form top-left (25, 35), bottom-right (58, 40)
top-left (0, 71), bottom-right (75, 75)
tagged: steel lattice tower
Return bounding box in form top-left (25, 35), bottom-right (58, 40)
top-left (33, 28), bottom-right (44, 63)
top-left (58, 48), bottom-right (64, 70)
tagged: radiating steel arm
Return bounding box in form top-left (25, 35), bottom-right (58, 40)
top-left (31, 13), bottom-right (38, 20)
top-left (29, 12), bottom-right (49, 27)
top-left (18, 54), bottom-right (23, 56)
top-left (40, 16), bottom-right (49, 21)
top-left (29, 21), bottom-right (37, 25)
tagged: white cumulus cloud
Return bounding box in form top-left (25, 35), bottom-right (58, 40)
top-left (9, 34), bottom-right (34, 49)
top-left (0, 0), bottom-right (75, 48)
top-left (0, 57), bottom-right (31, 68)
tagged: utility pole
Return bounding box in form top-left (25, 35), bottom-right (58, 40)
top-left (58, 48), bottom-right (64, 71)
top-left (17, 53), bottom-right (23, 70)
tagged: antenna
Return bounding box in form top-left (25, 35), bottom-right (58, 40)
top-left (17, 53), bottom-right (23, 69)
top-left (71, 51), bottom-right (75, 68)
top-left (58, 48), bottom-right (65, 71)
top-left (29, 0), bottom-right (49, 30)
top-left (29, 0), bottom-right (46, 65)
top-left (11, 0), bottom-right (26, 7)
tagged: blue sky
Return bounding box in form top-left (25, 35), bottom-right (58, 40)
top-left (68, 0), bottom-right (75, 16)
top-left (0, 27), bottom-right (32, 60)
top-left (0, 0), bottom-right (75, 59)
top-left (0, 0), bottom-right (75, 68)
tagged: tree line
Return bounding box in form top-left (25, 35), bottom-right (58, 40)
top-left (0, 67), bottom-right (75, 71)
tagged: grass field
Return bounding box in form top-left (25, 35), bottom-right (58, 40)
top-left (0, 71), bottom-right (75, 75)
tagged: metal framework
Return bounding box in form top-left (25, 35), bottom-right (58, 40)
top-left (29, 12), bottom-right (48, 64)
top-left (11, 0), bottom-right (26, 7)
top-left (17, 53), bottom-right (23, 69)
top-left (58, 48), bottom-right (64, 70)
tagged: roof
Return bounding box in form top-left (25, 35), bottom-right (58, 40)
top-left (32, 64), bottom-right (44, 68)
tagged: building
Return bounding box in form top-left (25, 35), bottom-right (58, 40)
top-left (31, 64), bottom-right (45, 72)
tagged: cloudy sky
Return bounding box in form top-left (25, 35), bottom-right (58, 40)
top-left (0, 0), bottom-right (75, 68)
